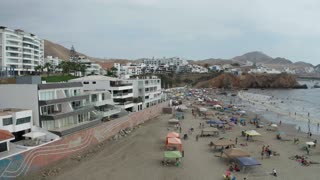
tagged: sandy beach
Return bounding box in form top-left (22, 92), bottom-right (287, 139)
top-left (20, 98), bottom-right (320, 180)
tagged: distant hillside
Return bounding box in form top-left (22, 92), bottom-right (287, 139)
top-left (44, 40), bottom-right (131, 69)
top-left (44, 40), bottom-right (74, 60)
top-left (232, 51), bottom-right (273, 64)
top-left (315, 64), bottom-right (320, 73)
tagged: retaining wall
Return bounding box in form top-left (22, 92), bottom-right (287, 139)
top-left (0, 102), bottom-right (167, 179)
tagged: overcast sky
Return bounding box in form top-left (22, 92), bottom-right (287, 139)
top-left (1, 0), bottom-right (319, 65)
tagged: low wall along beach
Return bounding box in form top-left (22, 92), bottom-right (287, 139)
top-left (0, 102), bottom-right (168, 179)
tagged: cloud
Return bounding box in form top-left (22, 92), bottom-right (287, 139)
top-left (1, 0), bottom-right (320, 65)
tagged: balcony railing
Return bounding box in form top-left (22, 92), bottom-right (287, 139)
top-left (115, 101), bottom-right (133, 105)
top-left (113, 92), bottom-right (132, 97)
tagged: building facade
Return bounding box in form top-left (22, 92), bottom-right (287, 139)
top-left (0, 26), bottom-right (44, 75)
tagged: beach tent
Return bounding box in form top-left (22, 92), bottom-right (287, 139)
top-left (237, 157), bottom-right (261, 171)
top-left (306, 142), bottom-right (315, 146)
top-left (168, 119), bottom-right (179, 124)
top-left (166, 137), bottom-right (182, 151)
top-left (270, 124), bottom-right (278, 128)
top-left (224, 148), bottom-right (250, 158)
top-left (201, 127), bottom-right (219, 136)
top-left (245, 130), bottom-right (261, 136)
top-left (238, 110), bottom-right (246, 114)
top-left (164, 151), bottom-right (182, 159)
top-left (175, 105), bottom-right (188, 110)
top-left (212, 139), bottom-right (235, 149)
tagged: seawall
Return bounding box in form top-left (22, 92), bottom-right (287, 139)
top-left (0, 101), bottom-right (168, 179)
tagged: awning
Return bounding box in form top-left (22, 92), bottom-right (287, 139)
top-left (0, 129), bottom-right (15, 141)
top-left (245, 130), bottom-right (261, 136)
top-left (270, 124), bottom-right (278, 128)
top-left (23, 131), bottom-right (46, 139)
top-left (164, 151), bottom-right (182, 159)
top-left (224, 148), bottom-right (250, 158)
top-left (199, 107), bottom-right (207, 112)
top-left (237, 157), bottom-right (261, 167)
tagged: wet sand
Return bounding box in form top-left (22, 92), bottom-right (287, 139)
top-left (21, 101), bottom-right (320, 180)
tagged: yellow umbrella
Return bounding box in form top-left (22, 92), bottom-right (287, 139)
top-left (245, 130), bottom-right (261, 136)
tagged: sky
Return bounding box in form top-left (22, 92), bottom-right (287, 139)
top-left (1, 0), bottom-right (320, 65)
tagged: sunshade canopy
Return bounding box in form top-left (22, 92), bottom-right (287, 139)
top-left (224, 148), bottom-right (250, 158)
top-left (213, 139), bottom-right (235, 147)
top-left (245, 130), bottom-right (261, 136)
top-left (23, 131), bottom-right (46, 139)
top-left (213, 105), bottom-right (222, 108)
top-left (167, 132), bottom-right (180, 138)
top-left (164, 151), bottom-right (182, 159)
top-left (237, 157), bottom-right (261, 166)
top-left (167, 137), bottom-right (182, 145)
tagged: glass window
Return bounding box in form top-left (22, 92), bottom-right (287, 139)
top-left (16, 116), bottom-right (31, 125)
top-left (102, 93), bottom-right (105, 100)
top-left (3, 117), bottom-right (13, 126)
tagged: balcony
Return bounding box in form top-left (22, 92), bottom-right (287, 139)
top-left (40, 104), bottom-right (95, 120)
top-left (38, 94), bottom-right (89, 106)
top-left (115, 101), bottom-right (134, 109)
top-left (100, 107), bottom-right (121, 117)
top-left (113, 92), bottom-right (133, 99)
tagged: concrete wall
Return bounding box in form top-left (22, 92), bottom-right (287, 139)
top-left (0, 101), bottom-right (167, 178)
top-left (0, 85), bottom-right (40, 127)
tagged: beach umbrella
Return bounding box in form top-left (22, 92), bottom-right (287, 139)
top-left (270, 124), bottom-right (278, 128)
top-left (306, 142), bottom-right (315, 146)
top-left (206, 120), bottom-right (226, 125)
top-left (164, 151), bottom-right (182, 159)
top-left (239, 110), bottom-right (246, 114)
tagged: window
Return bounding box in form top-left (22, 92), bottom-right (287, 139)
top-left (83, 81), bottom-right (89, 84)
top-left (92, 81), bottom-right (96, 84)
top-left (3, 117), bottom-right (13, 126)
top-left (102, 93), bottom-right (105, 100)
top-left (16, 117), bottom-right (31, 125)
top-left (39, 91), bottom-right (55, 100)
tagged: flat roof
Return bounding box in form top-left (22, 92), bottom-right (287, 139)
top-left (38, 82), bottom-right (83, 90)
top-left (0, 108), bottom-right (29, 116)
top-left (70, 75), bottom-right (119, 82)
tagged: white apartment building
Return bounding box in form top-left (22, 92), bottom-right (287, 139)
top-left (70, 75), bottom-right (136, 112)
top-left (77, 56), bottom-right (105, 75)
top-left (0, 26), bottom-right (44, 75)
top-left (129, 76), bottom-right (162, 110)
top-left (248, 66), bottom-right (281, 74)
top-left (114, 63), bottom-right (145, 78)
top-left (0, 79), bottom-right (105, 136)
top-left (0, 108), bottom-right (32, 141)
top-left (44, 56), bottom-right (62, 72)
top-left (142, 57), bottom-right (188, 66)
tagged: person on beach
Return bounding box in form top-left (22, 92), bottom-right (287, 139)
top-left (279, 121), bottom-right (282, 126)
top-left (179, 127), bottom-right (182, 133)
top-left (298, 126), bottom-right (301, 132)
top-left (272, 168), bottom-right (277, 177)
top-left (306, 147), bottom-right (310, 155)
top-left (235, 137), bottom-right (238, 145)
top-left (196, 135), bottom-right (199, 141)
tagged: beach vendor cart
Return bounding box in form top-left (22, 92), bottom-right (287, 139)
top-left (162, 151), bottom-right (182, 166)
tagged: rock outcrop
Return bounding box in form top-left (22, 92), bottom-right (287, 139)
top-left (195, 73), bottom-right (304, 89)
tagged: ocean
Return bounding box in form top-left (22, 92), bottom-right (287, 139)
top-left (227, 81), bottom-right (320, 134)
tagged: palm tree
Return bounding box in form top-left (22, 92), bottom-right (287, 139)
top-left (43, 63), bottom-right (52, 77)
top-left (111, 66), bottom-right (117, 77)
top-left (35, 65), bottom-right (43, 75)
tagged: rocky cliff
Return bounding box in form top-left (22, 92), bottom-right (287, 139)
top-left (195, 73), bottom-right (301, 89)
